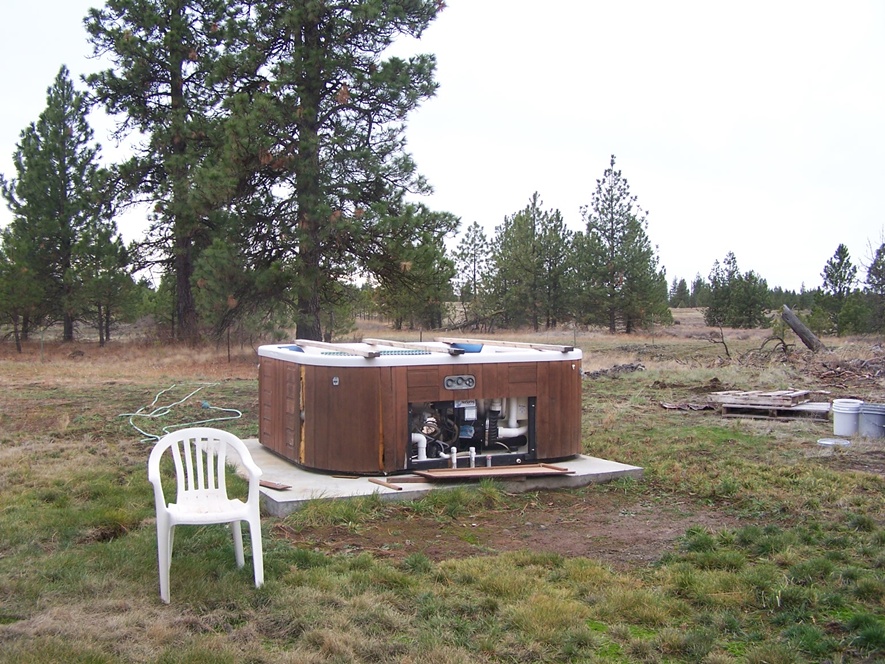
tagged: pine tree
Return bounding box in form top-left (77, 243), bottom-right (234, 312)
top-left (820, 243), bottom-right (858, 334)
top-left (373, 219), bottom-right (455, 331)
top-left (669, 278), bottom-right (690, 308)
top-left (75, 221), bottom-right (136, 346)
top-left (488, 193), bottom-right (565, 331)
top-left (452, 221), bottom-right (492, 327)
top-left (822, 244), bottom-right (857, 300)
top-left (86, 1), bottom-right (448, 341)
top-left (690, 273), bottom-right (709, 307)
top-left (0, 66), bottom-right (109, 342)
top-left (574, 155), bottom-right (669, 332)
top-left (85, 0), bottom-right (234, 343)
top-left (537, 207), bottom-right (573, 329)
top-left (216, 0), bottom-right (446, 340)
top-left (0, 231), bottom-right (46, 351)
top-left (867, 243), bottom-right (885, 296)
top-left (866, 243), bottom-right (885, 333)
top-left (704, 252), bottom-right (769, 328)
top-left (705, 253), bottom-right (740, 327)
top-left (452, 221), bottom-right (491, 303)
top-left (488, 201), bottom-right (540, 330)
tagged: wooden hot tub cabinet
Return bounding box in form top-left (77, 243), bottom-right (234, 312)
top-left (257, 338), bottom-right (583, 475)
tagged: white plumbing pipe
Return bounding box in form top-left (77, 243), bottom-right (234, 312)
top-left (507, 397), bottom-right (518, 428)
top-left (497, 424), bottom-right (528, 439)
top-left (411, 433), bottom-right (427, 461)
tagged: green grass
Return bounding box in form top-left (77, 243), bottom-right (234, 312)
top-left (1, 341), bottom-right (884, 662)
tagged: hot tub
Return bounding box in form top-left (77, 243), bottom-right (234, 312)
top-left (257, 337), bottom-right (583, 475)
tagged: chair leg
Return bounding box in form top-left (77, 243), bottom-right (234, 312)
top-left (249, 518), bottom-right (264, 588)
top-left (231, 521), bottom-right (245, 569)
top-left (157, 520), bottom-right (173, 603)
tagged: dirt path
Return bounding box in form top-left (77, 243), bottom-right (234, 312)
top-left (275, 489), bottom-right (744, 571)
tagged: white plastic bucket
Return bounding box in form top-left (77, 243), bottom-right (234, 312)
top-left (832, 399), bottom-right (863, 437)
top-left (858, 403), bottom-right (885, 438)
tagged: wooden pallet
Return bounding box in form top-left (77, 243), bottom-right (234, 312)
top-left (720, 402), bottom-right (830, 420)
top-left (708, 390), bottom-right (811, 408)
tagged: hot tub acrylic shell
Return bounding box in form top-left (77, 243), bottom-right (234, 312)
top-left (258, 340), bottom-right (584, 475)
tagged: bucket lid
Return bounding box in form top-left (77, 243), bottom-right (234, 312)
top-left (833, 398), bottom-right (863, 406)
top-left (817, 438), bottom-right (851, 447)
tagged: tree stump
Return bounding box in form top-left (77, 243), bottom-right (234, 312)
top-left (781, 305), bottom-right (826, 352)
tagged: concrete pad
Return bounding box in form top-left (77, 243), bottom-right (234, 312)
top-left (239, 438), bottom-right (644, 518)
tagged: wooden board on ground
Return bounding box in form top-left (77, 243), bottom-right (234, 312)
top-left (720, 402), bottom-right (830, 420)
top-left (259, 479), bottom-right (292, 491)
top-left (368, 477), bottom-right (403, 491)
top-left (414, 463), bottom-right (574, 481)
top-left (708, 390), bottom-right (811, 407)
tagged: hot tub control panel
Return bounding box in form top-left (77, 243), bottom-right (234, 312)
top-left (443, 374), bottom-right (476, 390)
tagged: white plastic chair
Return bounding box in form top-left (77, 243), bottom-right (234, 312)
top-left (148, 427), bottom-right (264, 603)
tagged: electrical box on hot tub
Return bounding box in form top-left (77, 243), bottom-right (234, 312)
top-left (257, 337), bottom-right (583, 475)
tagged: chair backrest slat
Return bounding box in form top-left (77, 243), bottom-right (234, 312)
top-left (170, 437), bottom-right (187, 497)
top-left (215, 442), bottom-right (227, 494)
top-left (203, 441), bottom-right (212, 491)
top-left (193, 436), bottom-right (206, 491)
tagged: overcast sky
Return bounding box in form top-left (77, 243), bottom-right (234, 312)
top-left (2, 1), bottom-right (883, 292)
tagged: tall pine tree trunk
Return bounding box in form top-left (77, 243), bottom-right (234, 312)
top-left (104, 306), bottom-right (111, 343)
top-left (12, 316), bottom-right (22, 353)
top-left (294, 14), bottom-right (324, 341)
top-left (97, 304), bottom-right (106, 347)
top-left (174, 232), bottom-right (198, 343)
top-left (169, 2), bottom-right (198, 344)
top-left (63, 312), bottom-right (74, 342)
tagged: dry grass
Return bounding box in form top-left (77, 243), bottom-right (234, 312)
top-left (0, 338), bottom-right (259, 385)
top-left (3, 307), bottom-right (874, 384)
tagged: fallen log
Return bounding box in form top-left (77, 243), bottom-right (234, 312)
top-left (781, 305), bottom-right (827, 352)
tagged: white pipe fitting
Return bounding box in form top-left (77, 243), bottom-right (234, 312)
top-left (412, 433), bottom-right (427, 461)
top-left (497, 424), bottom-right (528, 439)
top-left (507, 397), bottom-right (519, 428)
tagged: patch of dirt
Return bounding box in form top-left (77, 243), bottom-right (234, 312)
top-left (816, 449), bottom-right (885, 476)
top-left (274, 490), bottom-right (742, 571)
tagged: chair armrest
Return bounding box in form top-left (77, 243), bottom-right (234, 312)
top-left (240, 456), bottom-right (263, 480)
top-left (147, 445), bottom-right (169, 508)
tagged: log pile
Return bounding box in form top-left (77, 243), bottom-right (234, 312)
top-left (813, 357), bottom-right (885, 389)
